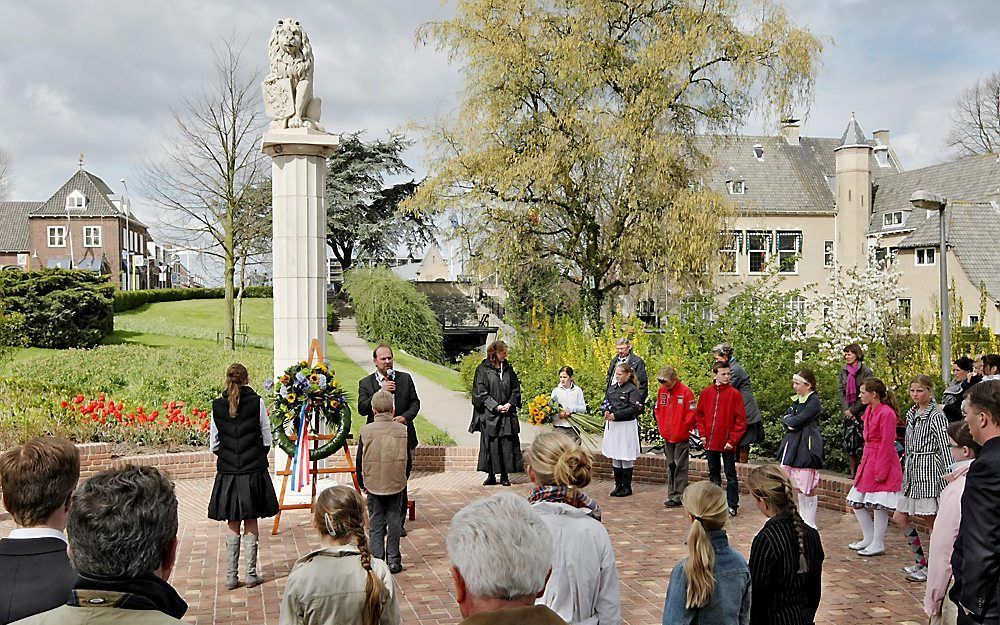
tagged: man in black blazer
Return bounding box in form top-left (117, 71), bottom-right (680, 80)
top-left (0, 437), bottom-right (80, 625)
top-left (358, 343), bottom-right (421, 533)
top-left (952, 380), bottom-right (1000, 624)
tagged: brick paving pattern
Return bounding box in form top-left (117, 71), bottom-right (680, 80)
top-left (2, 470), bottom-right (928, 624)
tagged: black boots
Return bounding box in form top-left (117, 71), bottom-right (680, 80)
top-left (610, 469), bottom-right (621, 497)
top-left (619, 467), bottom-right (633, 497)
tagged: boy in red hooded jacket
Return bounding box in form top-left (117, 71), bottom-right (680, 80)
top-left (694, 361), bottom-right (747, 515)
top-left (654, 366), bottom-right (696, 508)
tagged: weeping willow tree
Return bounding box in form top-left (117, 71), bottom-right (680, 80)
top-left (406, 0), bottom-right (823, 326)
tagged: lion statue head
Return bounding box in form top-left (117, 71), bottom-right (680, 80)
top-left (267, 18), bottom-right (313, 82)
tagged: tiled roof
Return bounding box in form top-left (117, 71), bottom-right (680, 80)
top-left (838, 115), bottom-right (868, 148)
top-left (0, 201), bottom-right (37, 252)
top-left (869, 153), bottom-right (1000, 235)
top-left (697, 134), bottom-right (892, 214)
top-left (897, 201), bottom-right (1000, 300)
top-left (30, 169), bottom-right (122, 217)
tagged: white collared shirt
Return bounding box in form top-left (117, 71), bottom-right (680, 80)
top-left (7, 527), bottom-right (67, 544)
top-left (375, 369), bottom-right (396, 413)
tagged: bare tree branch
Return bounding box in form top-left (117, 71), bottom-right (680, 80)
top-left (948, 72), bottom-right (1000, 156)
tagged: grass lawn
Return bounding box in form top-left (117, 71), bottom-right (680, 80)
top-left (366, 341), bottom-right (466, 394)
top-left (114, 298), bottom-right (274, 348)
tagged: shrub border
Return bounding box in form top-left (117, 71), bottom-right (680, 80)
top-left (113, 286), bottom-right (273, 313)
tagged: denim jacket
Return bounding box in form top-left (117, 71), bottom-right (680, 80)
top-left (662, 529), bottom-right (751, 625)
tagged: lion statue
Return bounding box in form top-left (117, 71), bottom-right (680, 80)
top-left (263, 18), bottom-right (325, 132)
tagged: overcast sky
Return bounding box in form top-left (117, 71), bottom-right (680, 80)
top-left (2, 0), bottom-right (998, 229)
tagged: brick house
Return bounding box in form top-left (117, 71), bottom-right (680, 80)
top-left (0, 168), bottom-right (187, 288)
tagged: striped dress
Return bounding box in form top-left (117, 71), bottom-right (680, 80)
top-left (897, 403), bottom-right (951, 515)
top-left (748, 514), bottom-right (825, 625)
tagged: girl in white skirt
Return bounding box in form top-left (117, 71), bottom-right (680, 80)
top-left (847, 378), bottom-right (903, 557)
top-left (602, 363), bottom-right (643, 497)
top-left (893, 375), bottom-right (951, 582)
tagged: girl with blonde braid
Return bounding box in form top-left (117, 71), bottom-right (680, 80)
top-left (280, 485), bottom-right (401, 625)
top-left (662, 481), bottom-right (751, 625)
top-left (747, 465), bottom-right (825, 625)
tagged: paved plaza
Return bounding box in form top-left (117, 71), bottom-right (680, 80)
top-left (1, 470), bottom-right (930, 624)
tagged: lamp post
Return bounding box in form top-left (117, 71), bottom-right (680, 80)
top-left (120, 178), bottom-right (133, 291)
top-left (910, 190), bottom-right (950, 386)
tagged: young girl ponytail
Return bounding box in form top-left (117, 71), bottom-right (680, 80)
top-left (225, 363), bottom-right (249, 418)
top-left (681, 481), bottom-right (729, 608)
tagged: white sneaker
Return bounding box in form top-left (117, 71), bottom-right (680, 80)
top-left (849, 540), bottom-right (870, 551)
top-left (901, 563), bottom-right (922, 574)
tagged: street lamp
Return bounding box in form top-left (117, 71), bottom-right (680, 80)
top-left (910, 190), bottom-right (949, 386)
top-left (120, 178), bottom-right (133, 291)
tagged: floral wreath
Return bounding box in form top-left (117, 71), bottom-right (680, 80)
top-left (267, 359), bottom-right (351, 460)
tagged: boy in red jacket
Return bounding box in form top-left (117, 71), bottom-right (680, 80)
top-left (694, 361), bottom-right (747, 515)
top-left (654, 366), bottom-right (696, 508)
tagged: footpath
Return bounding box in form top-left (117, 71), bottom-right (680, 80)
top-left (330, 319), bottom-right (544, 447)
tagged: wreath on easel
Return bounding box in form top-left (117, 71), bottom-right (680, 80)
top-left (267, 355), bottom-right (352, 461)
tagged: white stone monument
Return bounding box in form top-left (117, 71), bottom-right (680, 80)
top-left (262, 18), bottom-right (338, 484)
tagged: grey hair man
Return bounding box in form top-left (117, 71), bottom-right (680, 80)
top-left (712, 341), bottom-right (763, 463)
top-left (447, 492), bottom-right (566, 625)
top-left (606, 337), bottom-right (648, 402)
top-left (13, 465), bottom-right (187, 625)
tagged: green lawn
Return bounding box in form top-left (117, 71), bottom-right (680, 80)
top-left (366, 341), bottom-right (466, 394)
top-left (114, 299), bottom-right (274, 348)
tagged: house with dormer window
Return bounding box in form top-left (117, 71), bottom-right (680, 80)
top-left (0, 168), bottom-right (188, 289)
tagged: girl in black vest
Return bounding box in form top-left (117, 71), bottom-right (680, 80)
top-left (208, 363), bottom-right (279, 590)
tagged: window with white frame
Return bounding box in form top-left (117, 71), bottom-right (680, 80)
top-left (898, 298), bottom-right (912, 324)
top-left (787, 295), bottom-right (807, 331)
top-left (65, 191), bottom-right (86, 211)
top-left (47, 226), bottom-right (66, 247)
top-left (970, 315), bottom-right (981, 326)
top-left (728, 180), bottom-right (745, 195)
top-left (915, 247), bottom-right (936, 266)
top-left (824, 240), bottom-right (835, 268)
top-left (746, 230), bottom-right (771, 274)
top-left (883, 211), bottom-right (904, 227)
top-left (719, 230), bottom-right (741, 275)
top-left (83, 226), bottom-right (102, 247)
top-left (776, 230), bottom-right (802, 274)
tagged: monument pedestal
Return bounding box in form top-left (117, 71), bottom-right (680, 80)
top-left (264, 127), bottom-right (339, 476)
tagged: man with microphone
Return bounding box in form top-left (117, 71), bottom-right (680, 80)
top-left (358, 343), bottom-right (421, 535)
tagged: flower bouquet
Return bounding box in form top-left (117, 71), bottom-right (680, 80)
top-left (527, 394), bottom-right (605, 450)
top-left (267, 359), bottom-right (351, 461)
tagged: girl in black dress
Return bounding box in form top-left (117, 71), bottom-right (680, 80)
top-left (470, 340), bottom-right (523, 486)
top-left (208, 363), bottom-right (279, 590)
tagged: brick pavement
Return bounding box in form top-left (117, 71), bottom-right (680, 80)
top-left (2, 471), bottom-right (928, 624)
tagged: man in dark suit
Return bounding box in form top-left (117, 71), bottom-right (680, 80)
top-left (358, 343), bottom-right (421, 534)
top-left (952, 380), bottom-right (1000, 624)
top-left (0, 436), bottom-right (80, 625)
top-left (606, 337), bottom-right (648, 402)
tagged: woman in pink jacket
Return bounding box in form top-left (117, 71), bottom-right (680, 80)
top-left (847, 378), bottom-right (903, 556)
top-left (924, 421), bottom-right (981, 624)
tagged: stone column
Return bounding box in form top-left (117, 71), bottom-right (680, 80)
top-left (263, 127), bottom-right (339, 478)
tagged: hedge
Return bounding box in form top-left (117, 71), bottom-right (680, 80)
top-left (0, 269), bottom-right (115, 348)
top-left (113, 286), bottom-right (273, 312)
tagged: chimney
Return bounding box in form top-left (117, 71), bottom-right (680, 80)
top-left (780, 118), bottom-right (800, 146)
top-left (873, 129), bottom-right (890, 146)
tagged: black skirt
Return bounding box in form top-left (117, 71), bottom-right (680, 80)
top-left (208, 470), bottom-right (279, 521)
top-left (477, 431), bottom-right (524, 474)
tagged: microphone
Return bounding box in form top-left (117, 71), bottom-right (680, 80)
top-left (386, 368), bottom-right (395, 381)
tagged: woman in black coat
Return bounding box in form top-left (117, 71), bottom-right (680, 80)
top-left (470, 340), bottom-right (523, 486)
top-left (601, 364), bottom-right (643, 497)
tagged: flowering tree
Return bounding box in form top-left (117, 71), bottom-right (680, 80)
top-left (813, 258), bottom-right (905, 357)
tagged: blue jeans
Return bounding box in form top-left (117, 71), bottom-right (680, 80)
top-left (706, 450), bottom-right (739, 511)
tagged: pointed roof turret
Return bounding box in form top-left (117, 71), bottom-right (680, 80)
top-left (838, 112), bottom-right (868, 148)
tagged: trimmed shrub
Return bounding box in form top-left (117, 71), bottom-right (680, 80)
top-left (0, 269), bottom-right (114, 348)
top-left (113, 285), bottom-right (273, 312)
top-left (342, 267), bottom-right (444, 363)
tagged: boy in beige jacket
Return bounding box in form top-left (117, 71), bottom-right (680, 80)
top-left (357, 390), bottom-right (410, 574)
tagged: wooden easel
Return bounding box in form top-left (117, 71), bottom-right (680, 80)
top-left (272, 339), bottom-right (360, 535)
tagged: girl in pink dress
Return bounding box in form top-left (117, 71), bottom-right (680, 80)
top-left (847, 378), bottom-right (903, 556)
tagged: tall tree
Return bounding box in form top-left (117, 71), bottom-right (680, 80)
top-left (141, 36), bottom-right (268, 350)
top-left (0, 147), bottom-right (12, 200)
top-left (407, 0), bottom-right (822, 325)
top-left (948, 71), bottom-right (1000, 156)
top-left (326, 132), bottom-right (432, 273)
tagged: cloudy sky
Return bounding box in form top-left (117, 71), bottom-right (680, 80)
top-left (2, 0), bottom-right (998, 229)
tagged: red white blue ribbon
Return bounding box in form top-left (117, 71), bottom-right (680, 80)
top-left (290, 401), bottom-right (311, 492)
